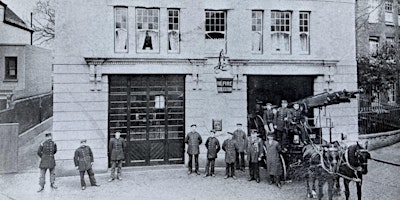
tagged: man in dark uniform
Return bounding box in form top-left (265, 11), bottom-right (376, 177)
top-left (232, 123), bottom-right (247, 171)
top-left (204, 129), bottom-right (221, 177)
top-left (74, 139), bottom-right (100, 190)
top-left (37, 132), bottom-right (57, 192)
top-left (108, 131), bottom-right (126, 182)
top-left (184, 124), bottom-right (202, 175)
top-left (289, 103), bottom-right (309, 145)
top-left (263, 102), bottom-right (275, 136)
top-left (246, 130), bottom-right (263, 183)
top-left (222, 132), bottom-right (239, 179)
top-left (274, 100), bottom-right (291, 150)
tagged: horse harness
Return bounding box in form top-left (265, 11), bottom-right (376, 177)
top-left (335, 148), bottom-right (363, 183)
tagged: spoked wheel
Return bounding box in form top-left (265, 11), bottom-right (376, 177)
top-left (280, 154), bottom-right (287, 182)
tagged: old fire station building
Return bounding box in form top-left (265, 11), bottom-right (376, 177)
top-left (54, 0), bottom-right (358, 175)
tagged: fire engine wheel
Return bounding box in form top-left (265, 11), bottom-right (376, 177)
top-left (280, 154), bottom-right (287, 182)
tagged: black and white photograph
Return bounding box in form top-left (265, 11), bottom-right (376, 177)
top-left (0, 0), bottom-right (400, 199)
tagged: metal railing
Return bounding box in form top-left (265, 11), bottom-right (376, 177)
top-left (359, 100), bottom-right (400, 134)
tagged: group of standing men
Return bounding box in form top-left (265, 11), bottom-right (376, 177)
top-left (37, 132), bottom-right (126, 192)
top-left (185, 123), bottom-right (284, 188)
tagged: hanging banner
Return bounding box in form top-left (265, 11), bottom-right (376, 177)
top-left (216, 78), bottom-right (233, 93)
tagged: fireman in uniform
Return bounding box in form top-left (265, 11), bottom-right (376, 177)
top-left (204, 129), bottom-right (221, 177)
top-left (108, 131), bottom-right (126, 182)
top-left (37, 132), bottom-right (57, 192)
top-left (289, 103), bottom-right (309, 145)
top-left (222, 132), bottom-right (239, 179)
top-left (232, 123), bottom-right (247, 171)
top-left (185, 124), bottom-right (203, 175)
top-left (74, 139), bottom-right (100, 190)
top-left (263, 102), bottom-right (275, 138)
top-left (245, 130), bottom-right (263, 183)
top-left (274, 100), bottom-right (291, 150)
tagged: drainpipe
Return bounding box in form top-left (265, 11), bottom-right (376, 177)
top-left (30, 12), bottom-right (33, 45)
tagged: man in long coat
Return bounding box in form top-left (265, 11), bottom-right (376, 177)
top-left (232, 123), bottom-right (247, 171)
top-left (184, 124), bottom-right (202, 175)
top-left (74, 139), bottom-right (100, 190)
top-left (37, 132), bottom-right (57, 192)
top-left (108, 132), bottom-right (126, 182)
top-left (264, 133), bottom-right (283, 188)
top-left (222, 132), bottom-right (239, 179)
top-left (204, 129), bottom-right (221, 177)
top-left (246, 130), bottom-right (263, 183)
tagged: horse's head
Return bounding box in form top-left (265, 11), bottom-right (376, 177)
top-left (324, 146), bottom-right (340, 173)
top-left (355, 142), bottom-right (370, 174)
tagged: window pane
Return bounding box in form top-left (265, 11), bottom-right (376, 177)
top-left (115, 7), bottom-right (128, 52)
top-left (205, 10), bottom-right (226, 39)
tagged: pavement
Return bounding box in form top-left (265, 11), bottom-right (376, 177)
top-left (0, 143), bottom-right (399, 200)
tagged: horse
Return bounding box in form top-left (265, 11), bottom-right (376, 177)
top-left (303, 144), bottom-right (340, 200)
top-left (334, 142), bottom-right (370, 200)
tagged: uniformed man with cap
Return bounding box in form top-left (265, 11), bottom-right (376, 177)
top-left (222, 132), bottom-right (239, 179)
top-left (204, 129), bottom-right (221, 177)
top-left (184, 124), bottom-right (202, 175)
top-left (274, 100), bottom-right (291, 149)
top-left (232, 123), bottom-right (247, 171)
top-left (74, 139), bottom-right (100, 190)
top-left (37, 132), bottom-right (57, 192)
top-left (245, 130), bottom-right (263, 183)
top-left (289, 103), bottom-right (309, 145)
top-left (108, 131), bottom-right (126, 182)
top-left (263, 102), bottom-right (275, 137)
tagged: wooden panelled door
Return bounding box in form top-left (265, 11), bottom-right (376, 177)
top-left (109, 75), bottom-right (185, 166)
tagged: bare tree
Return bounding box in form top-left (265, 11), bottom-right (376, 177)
top-left (32, 0), bottom-right (54, 45)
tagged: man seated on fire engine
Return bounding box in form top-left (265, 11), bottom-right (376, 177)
top-left (289, 103), bottom-right (309, 145)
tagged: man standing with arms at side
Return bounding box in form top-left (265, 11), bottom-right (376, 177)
top-left (204, 129), bottom-right (221, 177)
top-left (232, 123), bottom-right (247, 171)
top-left (246, 130), bottom-right (263, 183)
top-left (37, 132), bottom-right (57, 192)
top-left (74, 139), bottom-right (100, 190)
top-left (222, 132), bottom-right (239, 179)
top-left (274, 100), bottom-right (291, 151)
top-left (185, 124), bottom-right (202, 175)
top-left (108, 131), bottom-right (126, 182)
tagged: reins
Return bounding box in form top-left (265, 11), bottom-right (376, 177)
top-left (369, 157), bottom-right (400, 167)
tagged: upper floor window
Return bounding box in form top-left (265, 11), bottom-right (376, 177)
top-left (114, 7), bottom-right (128, 53)
top-left (136, 8), bottom-right (159, 53)
top-left (251, 11), bottom-right (263, 53)
top-left (299, 12), bottom-right (310, 54)
top-left (271, 11), bottom-right (291, 54)
top-left (168, 9), bottom-right (180, 53)
top-left (385, 0), bottom-right (393, 13)
top-left (205, 10), bottom-right (226, 39)
top-left (5, 57), bottom-right (17, 80)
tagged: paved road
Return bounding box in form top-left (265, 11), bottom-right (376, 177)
top-left (0, 143), bottom-right (399, 200)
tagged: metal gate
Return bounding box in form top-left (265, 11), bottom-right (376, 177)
top-left (108, 75), bottom-right (185, 166)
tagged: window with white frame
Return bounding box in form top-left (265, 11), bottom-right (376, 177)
top-left (205, 10), bottom-right (226, 39)
top-left (271, 11), bottom-right (291, 54)
top-left (114, 7), bottom-right (128, 53)
top-left (168, 9), bottom-right (180, 53)
top-left (5, 57), bottom-right (17, 80)
top-left (385, 0), bottom-right (393, 12)
top-left (251, 11), bottom-right (263, 53)
top-left (369, 36), bottom-right (379, 54)
top-left (136, 8), bottom-right (159, 52)
top-left (299, 11), bottom-right (310, 54)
